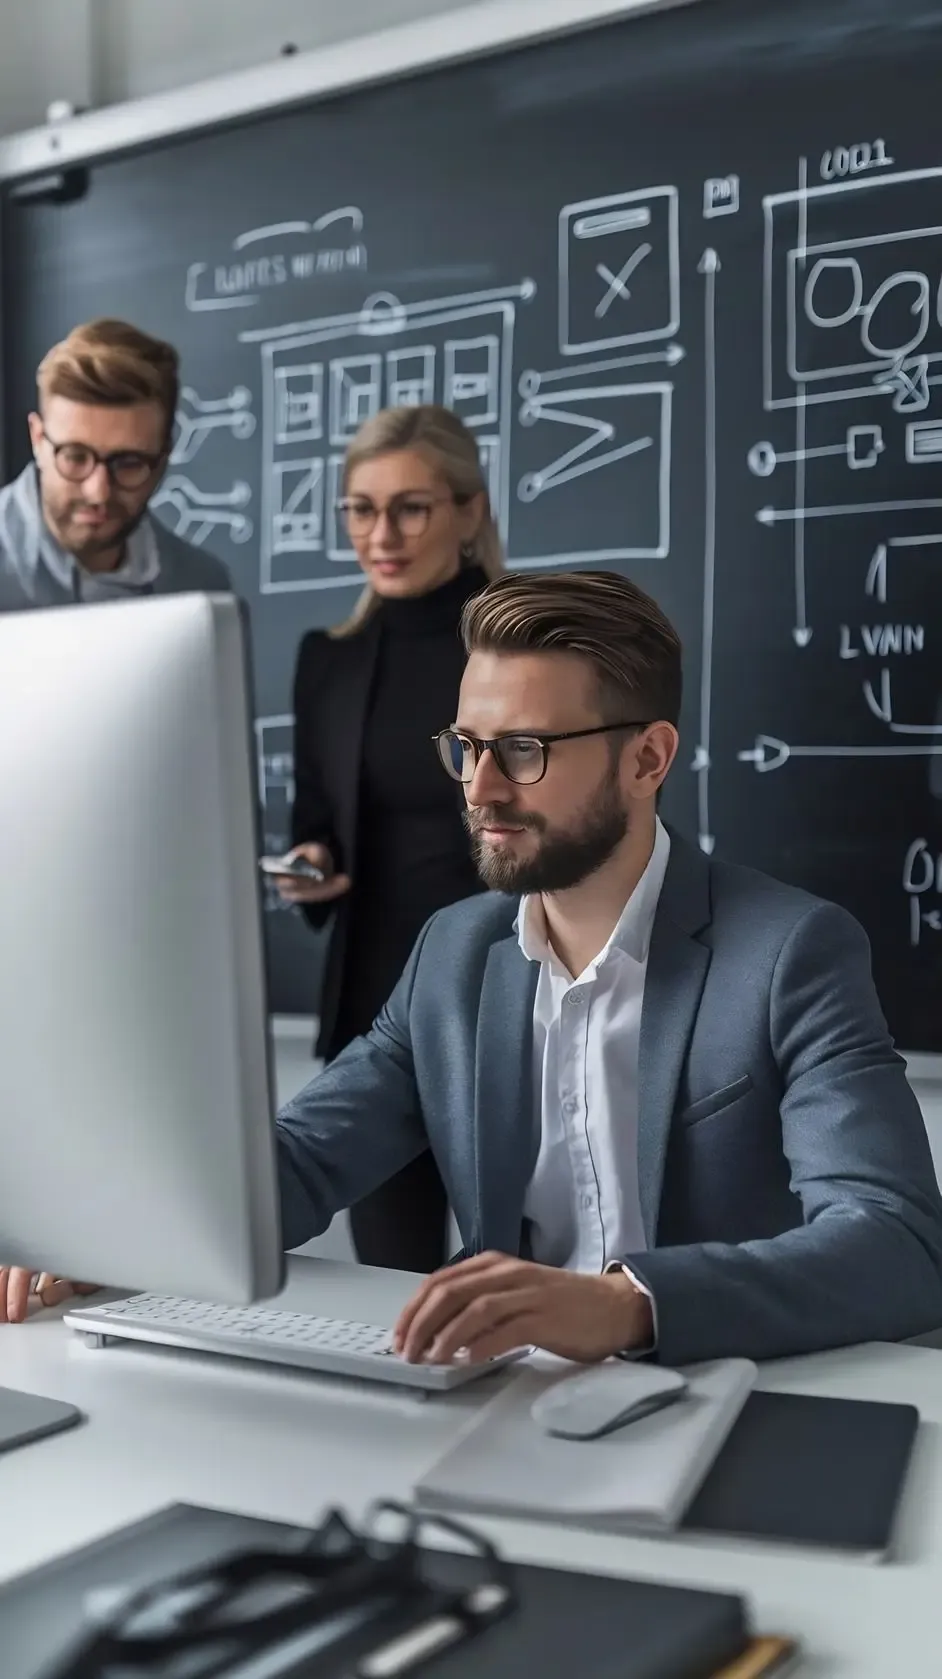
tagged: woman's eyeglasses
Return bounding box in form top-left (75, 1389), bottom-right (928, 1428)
top-left (433, 722), bottom-right (655, 786)
top-left (336, 493), bottom-right (458, 540)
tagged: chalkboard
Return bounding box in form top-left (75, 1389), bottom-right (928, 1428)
top-left (4, 0), bottom-right (942, 1044)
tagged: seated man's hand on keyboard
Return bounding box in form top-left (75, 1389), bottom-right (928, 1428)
top-left (0, 1268), bottom-right (98, 1324)
top-left (392, 1252), bottom-right (653, 1366)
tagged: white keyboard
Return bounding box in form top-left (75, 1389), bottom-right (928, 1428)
top-left (63, 1293), bottom-right (525, 1392)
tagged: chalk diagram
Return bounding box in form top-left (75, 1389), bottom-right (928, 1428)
top-left (558, 186), bottom-right (680, 354)
top-left (154, 383), bottom-right (257, 549)
top-left (740, 160), bottom-right (942, 790)
top-left (171, 384), bottom-right (256, 465)
top-left (512, 185), bottom-right (681, 570)
top-left (151, 475), bottom-right (253, 547)
top-left (238, 181), bottom-right (688, 592)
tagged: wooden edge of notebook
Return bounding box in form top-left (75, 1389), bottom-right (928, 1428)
top-left (712, 1637), bottom-right (801, 1678)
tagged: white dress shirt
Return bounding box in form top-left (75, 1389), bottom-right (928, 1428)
top-left (520, 817), bottom-right (671, 1274)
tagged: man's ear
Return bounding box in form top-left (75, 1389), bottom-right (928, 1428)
top-left (626, 722), bottom-right (679, 801)
top-left (27, 411), bottom-right (43, 457)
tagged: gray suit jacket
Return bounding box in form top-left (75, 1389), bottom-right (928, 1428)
top-left (277, 834), bottom-right (942, 1365)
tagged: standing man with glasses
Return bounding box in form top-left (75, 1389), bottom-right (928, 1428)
top-left (0, 318), bottom-right (230, 611)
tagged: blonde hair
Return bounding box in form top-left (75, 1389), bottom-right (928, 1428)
top-left (36, 318), bottom-right (179, 442)
top-left (462, 570), bottom-right (683, 726)
top-left (330, 404), bottom-right (504, 638)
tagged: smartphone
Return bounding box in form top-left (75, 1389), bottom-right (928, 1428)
top-left (258, 855), bottom-right (325, 882)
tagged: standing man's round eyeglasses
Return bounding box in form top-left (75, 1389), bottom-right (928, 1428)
top-left (336, 494), bottom-right (458, 540)
top-left (433, 723), bottom-right (655, 786)
top-left (41, 433), bottom-right (164, 491)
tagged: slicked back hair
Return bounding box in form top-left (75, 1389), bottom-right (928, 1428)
top-left (460, 570), bottom-right (682, 727)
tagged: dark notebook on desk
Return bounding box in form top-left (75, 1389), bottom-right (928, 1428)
top-left (0, 1501), bottom-right (756, 1679)
top-left (682, 1389), bottom-right (920, 1559)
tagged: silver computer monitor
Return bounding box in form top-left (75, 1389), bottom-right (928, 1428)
top-left (0, 593), bottom-right (284, 1304)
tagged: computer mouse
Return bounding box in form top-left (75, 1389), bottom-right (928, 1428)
top-left (530, 1363), bottom-right (688, 1440)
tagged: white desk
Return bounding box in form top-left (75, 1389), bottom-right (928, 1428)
top-left (2, 1255), bottom-right (941, 1676)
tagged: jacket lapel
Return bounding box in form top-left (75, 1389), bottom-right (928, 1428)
top-left (637, 834), bottom-right (713, 1245)
top-left (473, 932), bottom-right (540, 1255)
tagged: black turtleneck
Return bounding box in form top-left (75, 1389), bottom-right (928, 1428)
top-left (331, 566), bottom-right (486, 1047)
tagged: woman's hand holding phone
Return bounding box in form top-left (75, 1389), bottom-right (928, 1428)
top-left (266, 844), bottom-right (352, 906)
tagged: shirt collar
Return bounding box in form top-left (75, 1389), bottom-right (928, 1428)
top-left (516, 815), bottom-right (672, 974)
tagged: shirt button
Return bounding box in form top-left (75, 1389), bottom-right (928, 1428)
top-left (582, 1195), bottom-right (594, 1210)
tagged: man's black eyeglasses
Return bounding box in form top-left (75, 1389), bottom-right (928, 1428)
top-left (433, 721), bottom-right (656, 786)
top-left (42, 432), bottom-right (164, 491)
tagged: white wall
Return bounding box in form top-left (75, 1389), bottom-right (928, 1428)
top-left (95, 0), bottom-right (480, 104)
top-left (0, 2), bottom-right (94, 137)
top-left (0, 0), bottom-right (486, 136)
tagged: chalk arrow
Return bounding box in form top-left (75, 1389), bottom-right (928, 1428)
top-left (697, 249), bottom-right (720, 863)
top-left (737, 735), bottom-right (790, 772)
top-left (757, 497), bottom-right (942, 524)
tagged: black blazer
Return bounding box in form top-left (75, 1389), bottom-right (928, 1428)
top-left (290, 618), bottom-right (383, 1056)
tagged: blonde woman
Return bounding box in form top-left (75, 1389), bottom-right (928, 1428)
top-left (275, 405), bottom-right (503, 1271)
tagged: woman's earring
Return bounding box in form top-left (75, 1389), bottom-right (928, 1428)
top-left (460, 541), bottom-right (475, 562)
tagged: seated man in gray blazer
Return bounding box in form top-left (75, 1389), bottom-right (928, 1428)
top-left (276, 569), bottom-right (942, 1369)
top-left (5, 571), bottom-right (942, 1366)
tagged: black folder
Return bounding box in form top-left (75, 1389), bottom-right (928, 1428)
top-left (1, 1500), bottom-right (751, 1679)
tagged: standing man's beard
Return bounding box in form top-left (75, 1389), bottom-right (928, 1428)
top-left (42, 493), bottom-right (150, 566)
top-left (464, 769), bottom-right (629, 895)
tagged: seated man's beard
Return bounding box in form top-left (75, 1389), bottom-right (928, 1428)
top-left (464, 772), bottom-right (629, 895)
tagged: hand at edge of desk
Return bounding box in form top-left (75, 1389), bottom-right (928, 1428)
top-left (392, 1253), bottom-right (653, 1366)
top-left (0, 1268), bottom-right (99, 1324)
